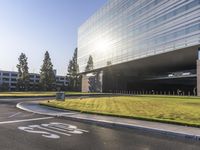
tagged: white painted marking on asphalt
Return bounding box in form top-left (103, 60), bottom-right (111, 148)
top-left (8, 112), bottom-right (22, 118)
top-left (43, 122), bottom-right (89, 133)
top-left (29, 125), bottom-right (71, 136)
top-left (42, 123), bottom-right (82, 134)
top-left (0, 117), bottom-right (53, 125)
top-left (18, 126), bottom-right (60, 139)
top-left (18, 122), bottom-right (89, 139)
top-left (21, 113), bottom-right (35, 117)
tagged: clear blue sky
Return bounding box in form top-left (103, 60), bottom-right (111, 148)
top-left (0, 0), bottom-right (107, 75)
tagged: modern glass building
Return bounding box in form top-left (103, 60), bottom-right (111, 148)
top-left (78, 0), bottom-right (200, 95)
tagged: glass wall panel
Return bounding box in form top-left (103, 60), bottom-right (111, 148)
top-left (78, 0), bottom-right (200, 73)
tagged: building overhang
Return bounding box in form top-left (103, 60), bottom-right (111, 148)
top-left (79, 45), bottom-right (200, 76)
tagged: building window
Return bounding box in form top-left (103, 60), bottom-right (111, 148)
top-left (11, 73), bottom-right (17, 77)
top-left (3, 73), bottom-right (9, 76)
top-left (11, 78), bottom-right (16, 82)
top-left (3, 78), bottom-right (9, 81)
top-left (11, 83), bottom-right (16, 86)
top-left (30, 75), bottom-right (34, 78)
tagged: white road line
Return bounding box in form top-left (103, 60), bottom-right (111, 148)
top-left (21, 113), bottom-right (35, 117)
top-left (29, 125), bottom-right (71, 136)
top-left (0, 117), bottom-right (53, 125)
top-left (8, 112), bottom-right (22, 118)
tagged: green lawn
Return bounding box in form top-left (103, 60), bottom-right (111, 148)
top-left (0, 91), bottom-right (97, 97)
top-left (42, 95), bottom-right (200, 127)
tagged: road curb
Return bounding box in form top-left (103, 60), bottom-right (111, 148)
top-left (61, 115), bottom-right (200, 141)
top-left (16, 102), bottom-right (75, 117)
top-left (16, 101), bottom-right (200, 142)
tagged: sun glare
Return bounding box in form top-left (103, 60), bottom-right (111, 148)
top-left (95, 37), bottom-right (110, 53)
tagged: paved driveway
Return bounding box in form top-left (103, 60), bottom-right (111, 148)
top-left (0, 98), bottom-right (199, 150)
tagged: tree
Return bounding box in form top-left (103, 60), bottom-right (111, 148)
top-left (40, 51), bottom-right (56, 91)
top-left (16, 53), bottom-right (29, 91)
top-left (67, 60), bottom-right (73, 90)
top-left (67, 48), bottom-right (81, 91)
top-left (85, 55), bottom-right (93, 72)
top-left (84, 55), bottom-right (102, 92)
top-left (88, 71), bottom-right (102, 93)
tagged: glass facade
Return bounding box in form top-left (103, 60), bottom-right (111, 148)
top-left (78, 0), bottom-right (200, 73)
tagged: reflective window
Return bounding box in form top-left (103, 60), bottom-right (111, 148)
top-left (78, 0), bottom-right (200, 73)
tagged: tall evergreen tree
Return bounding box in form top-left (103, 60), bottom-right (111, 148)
top-left (16, 53), bottom-right (29, 91)
top-left (40, 51), bottom-right (56, 91)
top-left (67, 48), bottom-right (80, 91)
top-left (85, 55), bottom-right (93, 72)
top-left (84, 55), bottom-right (102, 92)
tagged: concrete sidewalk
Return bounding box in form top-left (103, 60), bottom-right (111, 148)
top-left (17, 101), bottom-right (200, 141)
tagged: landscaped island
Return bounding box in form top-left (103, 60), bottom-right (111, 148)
top-left (42, 95), bottom-right (200, 127)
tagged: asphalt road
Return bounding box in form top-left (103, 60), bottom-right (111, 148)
top-left (0, 98), bottom-right (200, 150)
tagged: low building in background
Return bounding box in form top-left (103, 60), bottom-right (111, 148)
top-left (0, 70), bottom-right (68, 91)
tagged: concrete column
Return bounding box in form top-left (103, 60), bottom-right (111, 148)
top-left (197, 47), bottom-right (200, 96)
top-left (81, 71), bottom-right (103, 93)
top-left (81, 74), bottom-right (89, 92)
top-left (97, 71), bottom-right (103, 93)
top-left (197, 60), bottom-right (200, 96)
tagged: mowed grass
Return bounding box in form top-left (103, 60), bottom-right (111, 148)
top-left (0, 91), bottom-right (95, 97)
top-left (42, 95), bottom-right (200, 127)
